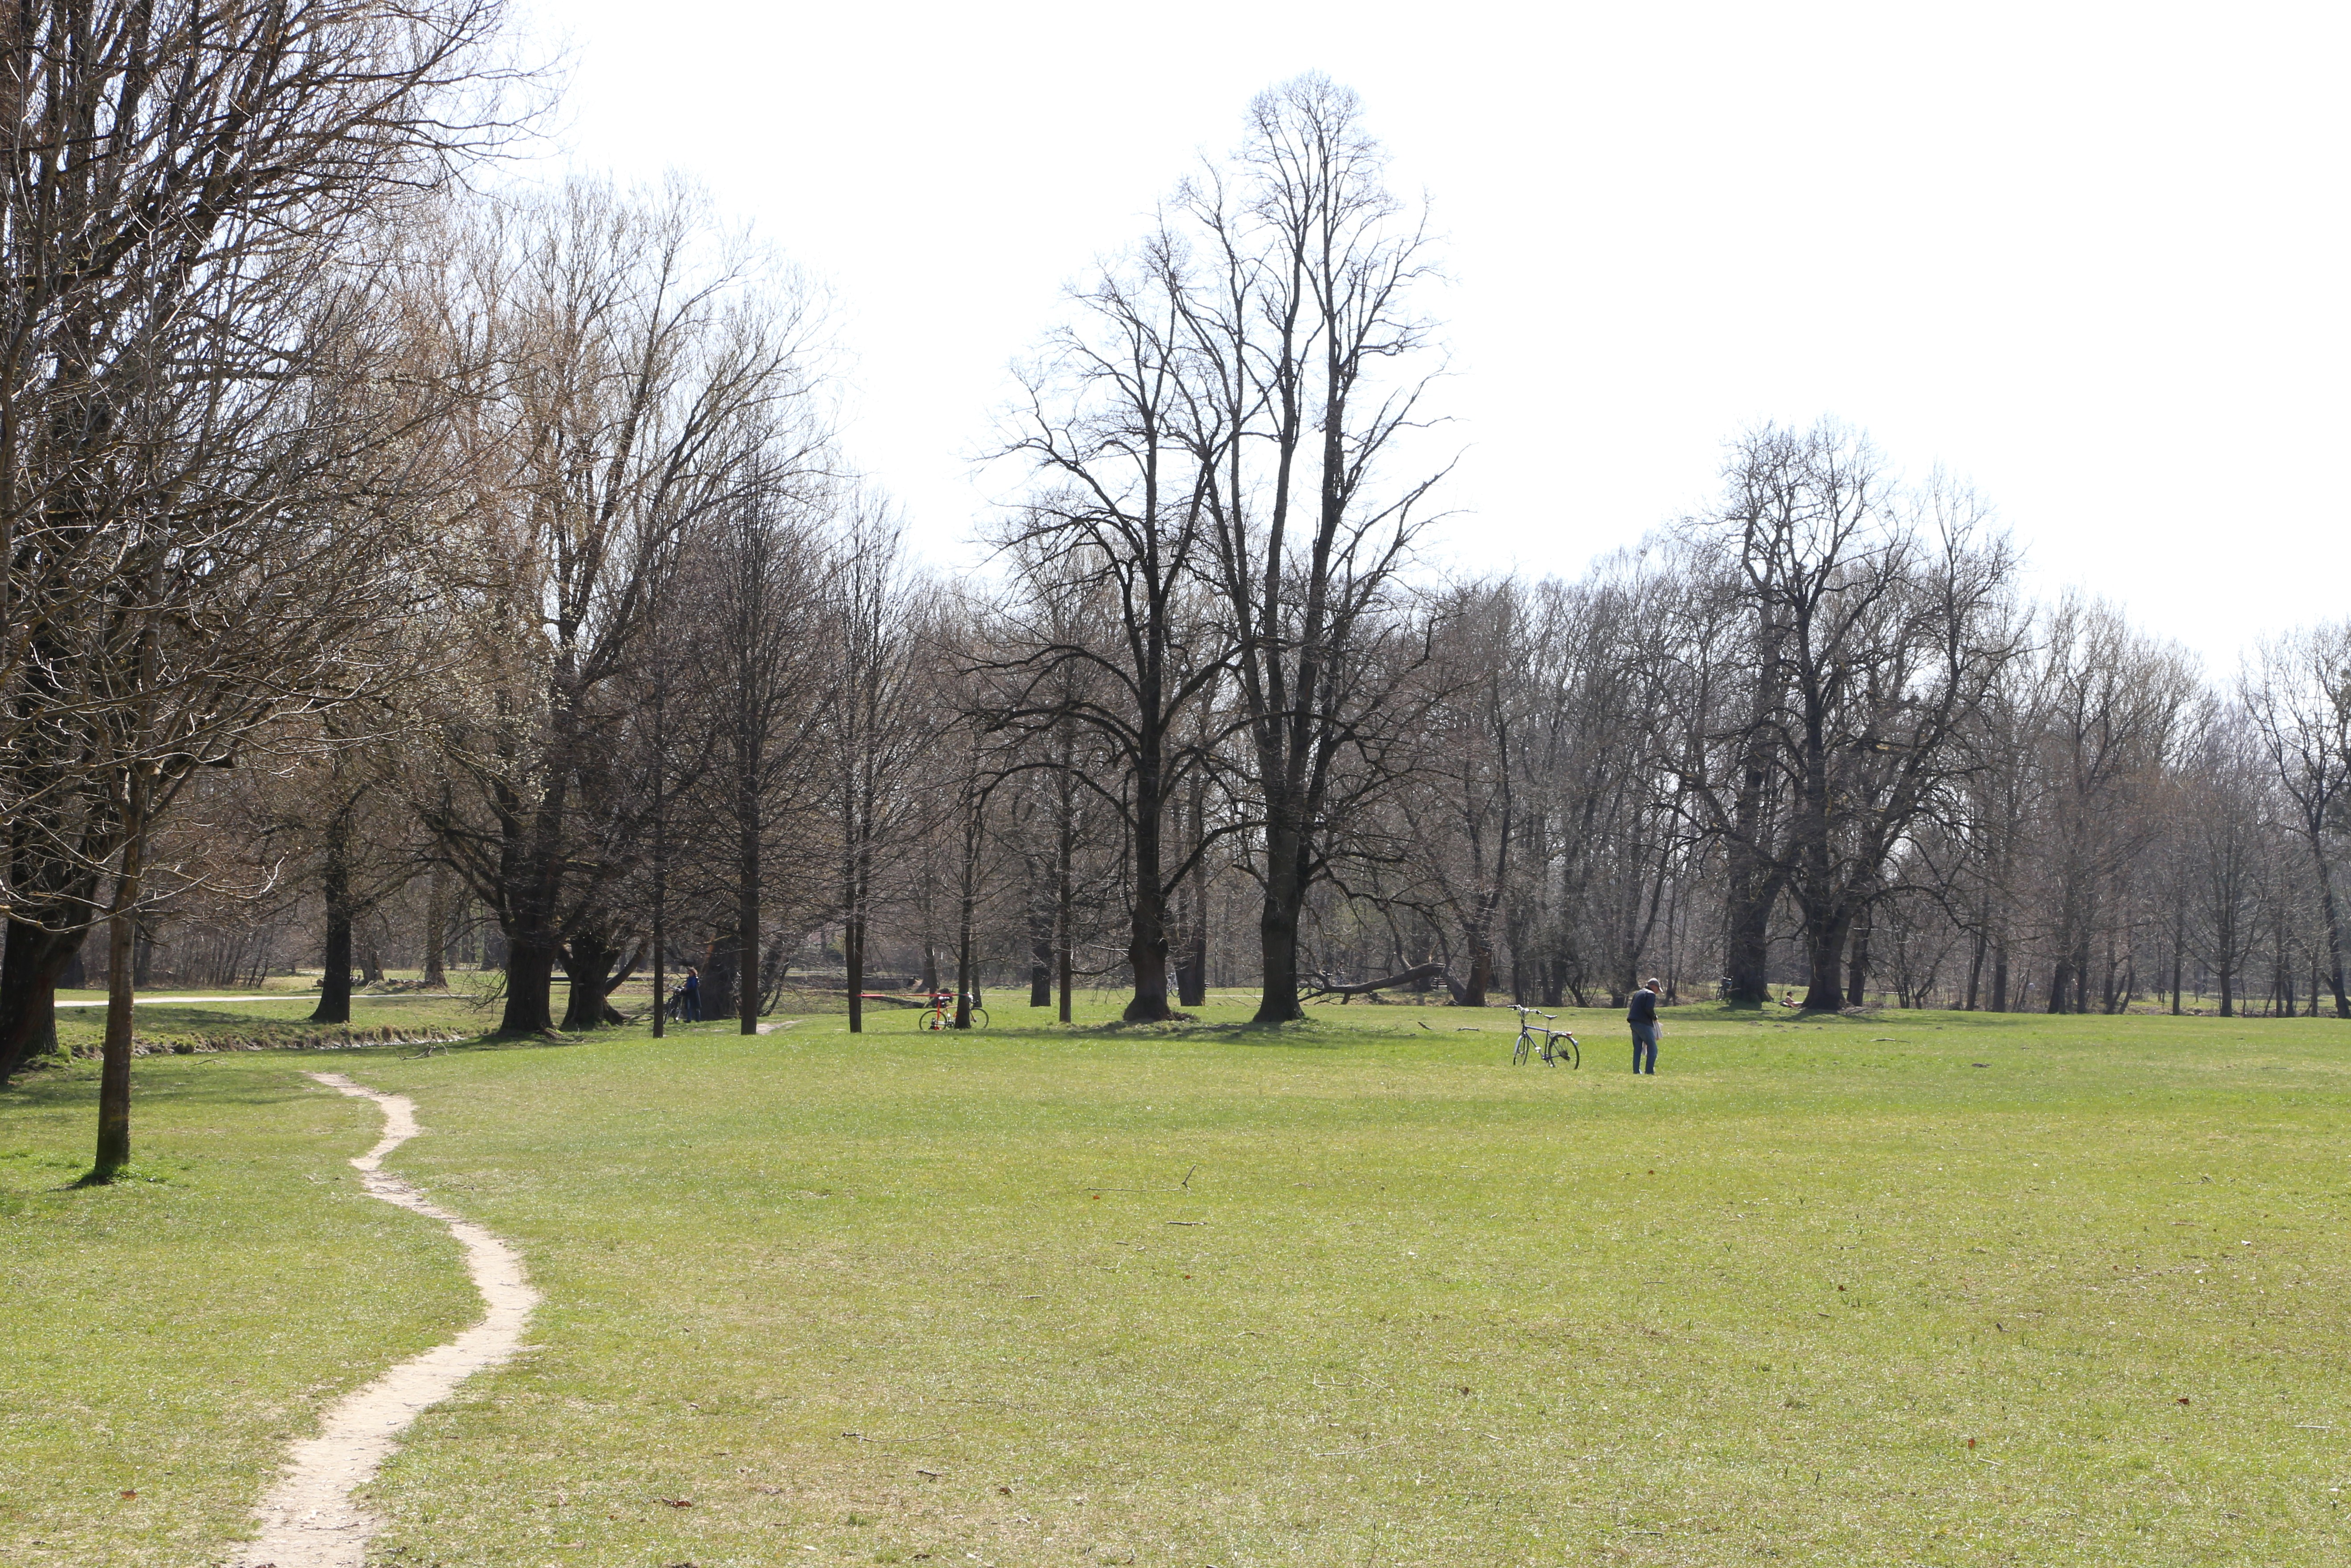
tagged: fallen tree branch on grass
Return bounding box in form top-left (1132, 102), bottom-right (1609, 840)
top-left (1300, 962), bottom-right (1450, 1003)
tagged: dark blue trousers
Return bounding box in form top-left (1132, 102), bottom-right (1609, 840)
top-left (1630, 1021), bottom-right (1658, 1073)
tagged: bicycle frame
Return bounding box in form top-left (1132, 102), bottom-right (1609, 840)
top-left (1508, 1003), bottom-right (1580, 1067)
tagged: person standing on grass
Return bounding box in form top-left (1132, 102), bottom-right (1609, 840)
top-left (1628, 977), bottom-right (1662, 1074)
top-left (681, 966), bottom-right (702, 1023)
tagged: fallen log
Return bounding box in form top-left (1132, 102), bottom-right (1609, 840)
top-left (1302, 961), bottom-right (1449, 1002)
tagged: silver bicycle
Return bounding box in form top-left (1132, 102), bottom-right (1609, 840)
top-left (1510, 1003), bottom-right (1579, 1067)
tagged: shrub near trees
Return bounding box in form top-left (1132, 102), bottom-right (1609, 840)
top-left (11, 58), bottom-right (2351, 1179)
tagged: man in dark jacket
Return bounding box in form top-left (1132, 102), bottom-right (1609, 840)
top-left (1627, 978), bottom-right (1661, 1074)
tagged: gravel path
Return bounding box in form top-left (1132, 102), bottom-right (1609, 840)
top-left (235, 1072), bottom-right (538, 1568)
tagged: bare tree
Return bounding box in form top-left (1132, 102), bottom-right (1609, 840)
top-left (1671, 424), bottom-right (2024, 1010)
top-left (823, 501), bottom-right (938, 1032)
top-left (992, 276), bottom-right (1229, 1022)
top-left (2020, 597), bottom-right (2198, 1012)
top-left (0, 0), bottom-right (522, 1120)
top-left (2242, 623), bottom-right (2351, 1017)
top-left (691, 471), bottom-right (831, 1034)
top-left (1172, 74), bottom-right (1449, 1023)
top-left (415, 178), bottom-right (828, 1035)
top-left (2182, 710), bottom-right (2266, 1016)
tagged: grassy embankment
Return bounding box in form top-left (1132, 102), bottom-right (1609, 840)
top-left (5, 998), bottom-right (2350, 1566)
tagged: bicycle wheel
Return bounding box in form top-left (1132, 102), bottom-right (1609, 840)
top-left (967, 1006), bottom-right (989, 1030)
top-left (1513, 1031), bottom-right (1531, 1066)
top-left (916, 1010), bottom-right (945, 1031)
top-left (1560, 1034), bottom-right (1580, 1070)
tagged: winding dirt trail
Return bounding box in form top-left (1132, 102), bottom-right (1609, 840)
top-left (235, 1071), bottom-right (539, 1568)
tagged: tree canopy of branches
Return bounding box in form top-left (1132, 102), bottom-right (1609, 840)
top-left (0, 0), bottom-right (522, 1181)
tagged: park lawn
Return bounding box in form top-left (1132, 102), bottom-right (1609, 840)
top-left (0, 1049), bottom-right (481, 1567)
top-left (7, 1002), bottom-right (2351, 1566)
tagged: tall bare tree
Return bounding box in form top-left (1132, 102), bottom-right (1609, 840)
top-left (0, 0), bottom-right (520, 1109)
top-left (992, 274), bottom-right (1229, 1022)
top-left (824, 500), bottom-right (931, 1033)
top-left (1171, 74), bottom-right (1449, 1023)
top-left (416, 178), bottom-right (828, 1035)
top-left (1673, 424), bottom-right (2023, 1010)
top-left (692, 472), bottom-right (831, 1034)
top-left (2242, 623), bottom-right (2351, 1017)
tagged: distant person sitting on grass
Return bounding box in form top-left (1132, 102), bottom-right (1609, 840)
top-left (1628, 978), bottom-right (1662, 1074)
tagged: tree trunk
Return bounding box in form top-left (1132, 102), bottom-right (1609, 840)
top-left (498, 936), bottom-right (561, 1034)
top-left (1175, 774), bottom-right (1208, 1008)
top-left (423, 867), bottom-right (449, 988)
top-left (1799, 902), bottom-right (1849, 1011)
top-left (845, 912), bottom-right (865, 1034)
top-left (1459, 940), bottom-right (1493, 1009)
top-left (1722, 900), bottom-right (1772, 1004)
top-left (1253, 839), bottom-right (1305, 1023)
top-left (2313, 850), bottom-right (2351, 1018)
top-left (0, 923), bottom-right (84, 1081)
top-left (650, 824), bottom-right (669, 1040)
top-left (560, 937), bottom-right (626, 1029)
top-left (953, 777), bottom-right (983, 1030)
top-left (312, 815), bottom-right (353, 1024)
top-left (704, 927), bottom-right (741, 1023)
top-left (1718, 736), bottom-right (1778, 1005)
top-left (1174, 895), bottom-right (1208, 1007)
top-left (1844, 905), bottom-right (1872, 1008)
top-left (955, 902), bottom-right (976, 1031)
top-left (1252, 813), bottom-right (1307, 1023)
top-left (651, 918), bottom-right (667, 1039)
top-left (1056, 733), bottom-right (1076, 1024)
top-left (89, 793), bottom-right (148, 1185)
top-left (2045, 957), bottom-right (2071, 1016)
top-left (1028, 858), bottom-right (1053, 1007)
top-left (1125, 729), bottom-right (1175, 1022)
top-left (738, 818), bottom-right (761, 1036)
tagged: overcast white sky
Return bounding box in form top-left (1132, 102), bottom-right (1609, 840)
top-left (518, 0), bottom-right (2347, 674)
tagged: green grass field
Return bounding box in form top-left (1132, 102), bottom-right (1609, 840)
top-left (5, 998), bottom-right (2349, 1566)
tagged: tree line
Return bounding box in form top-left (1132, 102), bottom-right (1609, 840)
top-left (1, 38), bottom-right (2342, 1185)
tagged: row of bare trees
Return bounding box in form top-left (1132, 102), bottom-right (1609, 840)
top-left (12, 55), bottom-right (2347, 1180)
top-left (1326, 425), bottom-right (2351, 1020)
top-left (978, 405), bottom-right (2351, 1026)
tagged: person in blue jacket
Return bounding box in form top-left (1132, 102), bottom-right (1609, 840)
top-left (1627, 977), bottom-right (1661, 1074)
top-left (680, 966), bottom-right (702, 1022)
